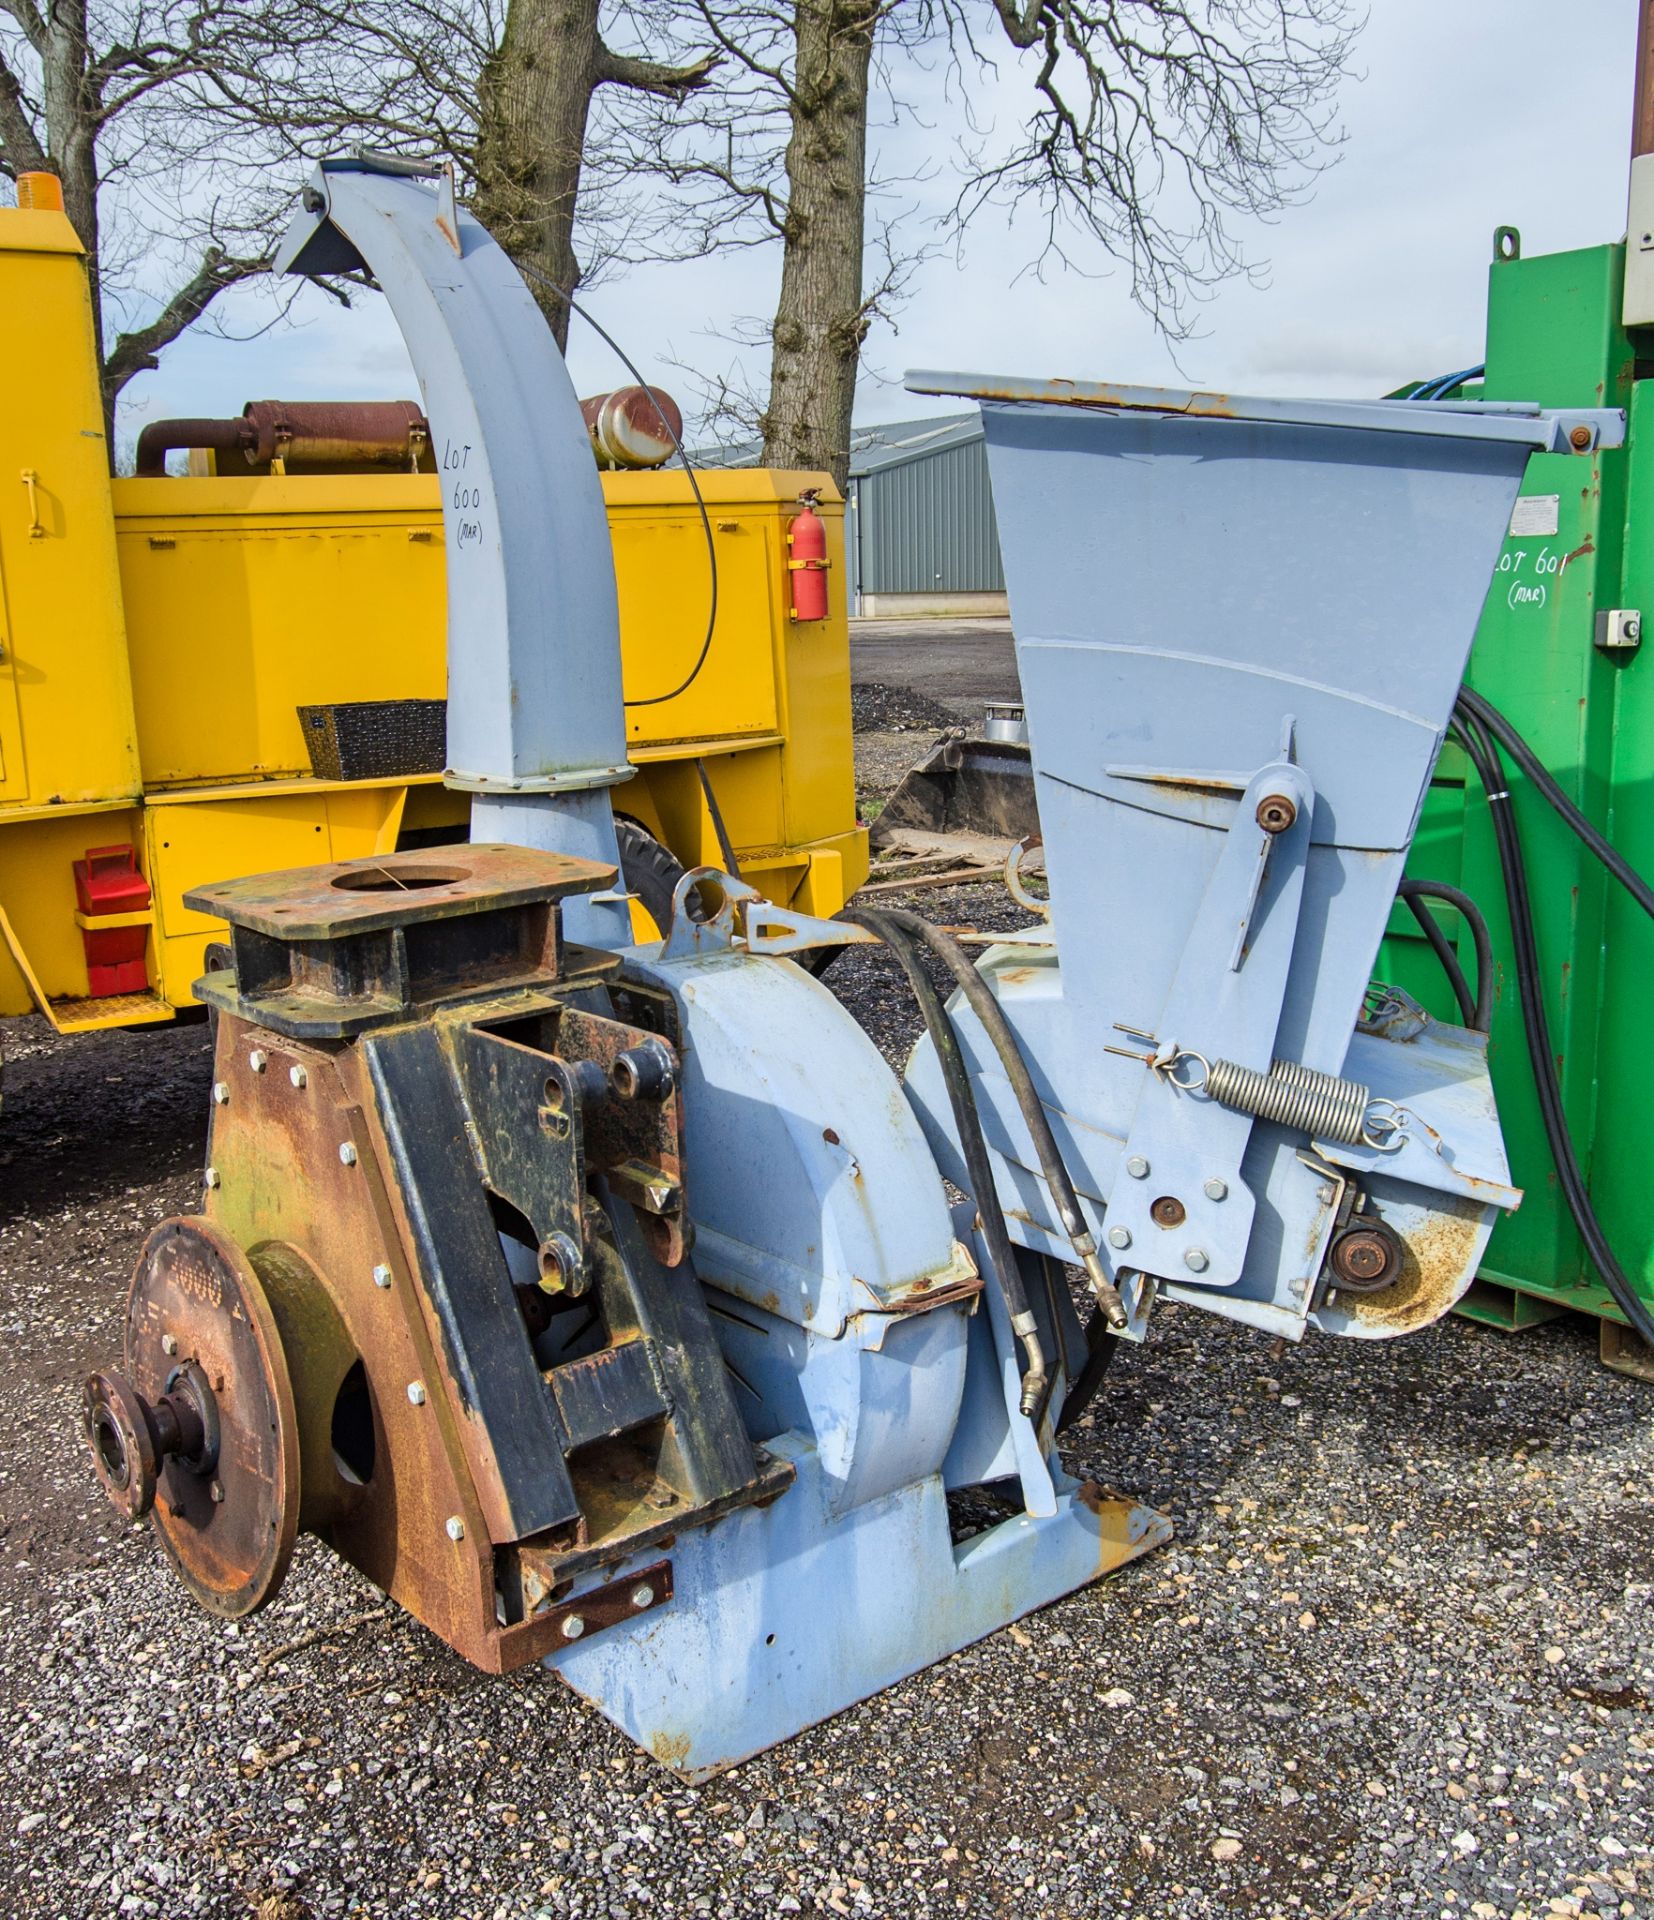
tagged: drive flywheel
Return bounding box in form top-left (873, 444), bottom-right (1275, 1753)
top-left (84, 1217), bottom-right (300, 1617)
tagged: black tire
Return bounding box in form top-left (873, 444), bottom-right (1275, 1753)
top-left (202, 940), bottom-right (234, 1046)
top-left (615, 819), bottom-right (706, 938)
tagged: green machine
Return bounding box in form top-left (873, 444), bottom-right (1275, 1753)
top-left (1386, 232), bottom-right (1654, 1377)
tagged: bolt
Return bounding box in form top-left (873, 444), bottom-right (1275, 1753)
top-left (1255, 793), bottom-right (1298, 835)
top-left (338, 1142), bottom-right (358, 1167)
top-left (211, 1082), bottom-right (230, 1106)
top-left (537, 1232), bottom-right (585, 1298)
top-left (372, 1263), bottom-right (393, 1290)
top-left (1150, 1195), bottom-right (1187, 1229)
top-left (1107, 1225), bottom-right (1132, 1250)
top-left (1290, 1276), bottom-right (1309, 1299)
top-left (289, 1065), bottom-right (308, 1089)
top-left (1184, 1247), bottom-right (1210, 1273)
top-left (611, 1043), bottom-right (674, 1102)
top-left (631, 1584), bottom-right (656, 1610)
top-left (161, 1334), bottom-right (179, 1357)
top-left (204, 1167), bottom-right (220, 1190)
top-left (561, 1615), bottom-right (586, 1641)
top-left (407, 1382), bottom-right (426, 1407)
top-left (1342, 1238), bottom-right (1386, 1279)
top-left (445, 1516), bottom-right (465, 1542)
top-left (248, 1050), bottom-right (267, 1074)
top-left (1204, 1177), bottom-right (1228, 1202)
top-left (1569, 424), bottom-right (1592, 451)
top-left (1125, 1155), bottom-right (1150, 1180)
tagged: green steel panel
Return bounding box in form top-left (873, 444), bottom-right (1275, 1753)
top-left (1482, 240), bottom-right (1635, 411)
top-left (1383, 239), bottom-right (1652, 1333)
top-left (1590, 376), bottom-right (1654, 1314)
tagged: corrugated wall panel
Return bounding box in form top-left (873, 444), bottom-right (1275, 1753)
top-left (858, 438), bottom-right (1004, 594)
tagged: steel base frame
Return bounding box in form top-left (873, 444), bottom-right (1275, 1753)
top-left (548, 1432), bottom-right (1168, 1780)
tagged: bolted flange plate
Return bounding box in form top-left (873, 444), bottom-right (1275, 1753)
top-left (123, 1218), bottom-right (300, 1618)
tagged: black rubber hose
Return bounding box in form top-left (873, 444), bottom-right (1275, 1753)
top-left (1397, 888), bottom-right (1476, 1028)
top-left (1396, 878), bottom-right (1494, 1032)
top-left (861, 906), bottom-right (1127, 1331)
top-left (1450, 702), bottom-right (1654, 1350)
top-left (841, 907), bottom-right (1048, 1414)
top-left (1457, 686), bottom-right (1654, 923)
top-left (1056, 1302), bottom-right (1119, 1433)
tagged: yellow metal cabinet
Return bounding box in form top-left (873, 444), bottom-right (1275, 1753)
top-left (0, 205), bottom-right (140, 810)
top-left (0, 197), bottom-right (865, 1032)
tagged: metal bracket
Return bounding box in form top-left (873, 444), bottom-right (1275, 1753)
top-left (658, 867), bottom-right (877, 964)
top-left (542, 1559), bottom-right (674, 1645)
top-left (1098, 745), bottom-right (1316, 1291)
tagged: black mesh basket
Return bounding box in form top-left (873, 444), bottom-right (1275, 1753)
top-left (297, 700), bottom-right (447, 782)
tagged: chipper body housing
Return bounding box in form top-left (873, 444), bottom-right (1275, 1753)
top-left (82, 158), bottom-right (1620, 1778)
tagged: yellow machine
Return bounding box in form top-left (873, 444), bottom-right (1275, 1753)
top-left (0, 191), bottom-right (865, 1037)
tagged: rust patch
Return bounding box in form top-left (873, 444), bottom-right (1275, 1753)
top-left (1075, 1482), bottom-right (1173, 1580)
top-left (1600, 1319), bottom-right (1654, 1384)
top-left (1340, 1196), bottom-right (1482, 1334)
top-left (647, 1730), bottom-right (693, 1771)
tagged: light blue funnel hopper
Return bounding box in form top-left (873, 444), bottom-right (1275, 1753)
top-left (902, 374), bottom-right (1620, 1341)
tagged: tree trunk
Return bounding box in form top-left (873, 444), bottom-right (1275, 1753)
top-left (472, 0), bottom-right (603, 350)
top-left (35, 6), bottom-right (111, 431)
top-left (760, 0), bottom-right (877, 492)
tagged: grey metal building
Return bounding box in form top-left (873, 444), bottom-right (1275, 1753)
top-left (692, 410), bottom-right (1008, 618)
top-left (845, 414), bottom-right (1007, 617)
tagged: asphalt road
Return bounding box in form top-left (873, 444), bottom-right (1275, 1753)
top-left (848, 619), bottom-right (1020, 711)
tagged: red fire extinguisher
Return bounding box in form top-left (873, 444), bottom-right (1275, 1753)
top-left (787, 491), bottom-right (830, 622)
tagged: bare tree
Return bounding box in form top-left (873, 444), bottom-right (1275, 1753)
top-left (632, 0), bottom-right (1363, 487)
top-left (221, 1), bottom-right (722, 349)
top-left (0, 1), bottom-right (724, 439)
top-left (0, 1), bottom-right (287, 430)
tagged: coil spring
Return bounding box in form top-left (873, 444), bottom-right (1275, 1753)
top-left (1204, 1055), bottom-right (1370, 1146)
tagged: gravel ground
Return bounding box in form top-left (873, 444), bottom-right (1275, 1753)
top-left (0, 706), bottom-right (1650, 1920)
top-left (850, 684), bottom-right (963, 734)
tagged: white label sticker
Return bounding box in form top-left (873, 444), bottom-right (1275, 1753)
top-left (1509, 493), bottom-right (1560, 538)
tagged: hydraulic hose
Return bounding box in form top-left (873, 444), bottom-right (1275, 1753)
top-left (1457, 686), bottom-right (1654, 921)
top-left (515, 260), bottom-right (720, 711)
top-left (1450, 697), bottom-right (1654, 1350)
top-left (855, 906), bottom-right (1128, 1332)
top-left (840, 907), bottom-right (1048, 1415)
top-left (1396, 879), bottom-right (1493, 1032)
top-left (1056, 1300), bottom-right (1119, 1433)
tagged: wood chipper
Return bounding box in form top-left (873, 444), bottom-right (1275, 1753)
top-left (80, 156), bottom-right (1618, 1778)
top-left (0, 173), bottom-right (863, 1064)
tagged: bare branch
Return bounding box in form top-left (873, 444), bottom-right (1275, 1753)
top-left (595, 42), bottom-right (721, 96)
top-left (102, 244), bottom-right (268, 401)
top-left (0, 0), bottom-right (48, 57)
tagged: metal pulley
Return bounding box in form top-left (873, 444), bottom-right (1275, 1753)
top-left (85, 1220), bottom-right (301, 1618)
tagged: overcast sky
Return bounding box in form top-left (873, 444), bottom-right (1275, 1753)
top-left (112, 0), bottom-right (1639, 449)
